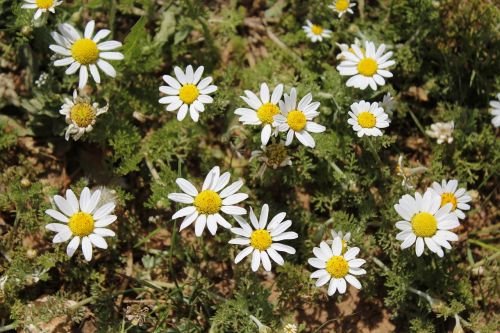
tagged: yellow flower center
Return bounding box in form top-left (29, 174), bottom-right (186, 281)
top-left (311, 25), bottom-right (324, 36)
top-left (71, 39), bottom-right (100, 65)
top-left (70, 103), bottom-right (96, 127)
top-left (411, 212), bottom-right (437, 237)
top-left (35, 0), bottom-right (54, 9)
top-left (193, 190), bottom-right (222, 215)
top-left (179, 84), bottom-right (199, 104)
top-left (441, 193), bottom-right (457, 210)
top-left (286, 110), bottom-right (307, 131)
top-left (257, 103), bottom-right (280, 125)
top-left (357, 111), bottom-right (376, 128)
top-left (326, 256), bottom-right (349, 278)
top-left (68, 212), bottom-right (95, 237)
top-left (357, 57), bottom-right (378, 76)
top-left (250, 229), bottom-right (272, 251)
top-left (335, 0), bottom-right (350, 11)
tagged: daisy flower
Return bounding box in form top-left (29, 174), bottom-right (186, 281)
top-left (337, 41), bottom-right (395, 90)
top-left (168, 166), bottom-right (247, 236)
top-left (431, 179), bottom-right (472, 219)
top-left (394, 189), bottom-right (460, 257)
top-left (347, 100), bottom-right (389, 137)
top-left (50, 20), bottom-right (123, 89)
top-left (22, 0), bottom-right (62, 20)
top-left (329, 0), bottom-right (356, 18)
top-left (308, 236), bottom-right (366, 296)
top-left (235, 83), bottom-right (283, 145)
top-left (302, 20), bottom-right (332, 43)
top-left (45, 187), bottom-right (117, 261)
top-left (426, 121), bottom-right (454, 144)
top-left (229, 204), bottom-right (298, 272)
top-left (489, 93), bottom-right (500, 127)
top-left (274, 88), bottom-right (326, 148)
top-left (159, 65), bottom-right (217, 122)
top-left (59, 90), bottom-right (108, 141)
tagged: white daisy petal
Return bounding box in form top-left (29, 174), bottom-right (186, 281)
top-left (82, 236), bottom-right (93, 261)
top-left (66, 236), bottom-right (80, 257)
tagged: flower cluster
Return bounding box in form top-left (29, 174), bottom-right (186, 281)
top-left (37, 1), bottom-right (484, 304)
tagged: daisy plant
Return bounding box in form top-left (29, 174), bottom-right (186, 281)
top-left (168, 166), bottom-right (247, 236)
top-left (394, 188), bottom-right (460, 257)
top-left (229, 204), bottom-right (298, 272)
top-left (274, 88), bottom-right (326, 148)
top-left (22, 0), bottom-right (62, 20)
top-left (302, 20), bottom-right (332, 43)
top-left (45, 187), bottom-right (117, 261)
top-left (431, 179), bottom-right (472, 219)
top-left (159, 65), bottom-right (217, 122)
top-left (337, 40), bottom-right (395, 90)
top-left (59, 90), bottom-right (108, 141)
top-left (50, 20), bottom-right (123, 89)
top-left (347, 100), bottom-right (390, 137)
top-left (235, 83), bottom-right (283, 145)
top-left (309, 236), bottom-right (366, 296)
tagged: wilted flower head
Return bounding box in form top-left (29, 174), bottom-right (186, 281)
top-left (250, 142), bottom-right (292, 177)
top-left (380, 92), bottom-right (395, 116)
top-left (60, 90), bottom-right (108, 141)
top-left (426, 121), bottom-right (454, 144)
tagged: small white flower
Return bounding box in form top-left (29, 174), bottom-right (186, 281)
top-left (394, 189), bottom-right (460, 257)
top-left (235, 83), bottom-right (283, 145)
top-left (168, 166), bottom-right (248, 236)
top-left (489, 93), bottom-right (500, 127)
top-left (35, 72), bottom-right (49, 87)
top-left (159, 65), bottom-right (217, 122)
top-left (337, 41), bottom-right (395, 90)
top-left (347, 100), bottom-right (389, 137)
top-left (380, 92), bottom-right (395, 115)
top-left (431, 179), bottom-right (472, 220)
top-left (329, 0), bottom-right (356, 18)
top-left (59, 90), bottom-right (108, 141)
top-left (22, 0), bottom-right (62, 21)
top-left (50, 20), bottom-right (124, 89)
top-left (426, 121), bottom-right (454, 144)
top-left (45, 187), bottom-right (117, 261)
top-left (230, 204), bottom-right (298, 272)
top-left (308, 236), bottom-right (366, 296)
top-left (302, 21), bottom-right (332, 43)
top-left (274, 88), bottom-right (326, 148)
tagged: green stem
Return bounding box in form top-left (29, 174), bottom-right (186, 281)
top-left (408, 110), bottom-right (427, 136)
top-left (366, 139), bottom-right (383, 167)
top-left (0, 323), bottom-right (17, 332)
